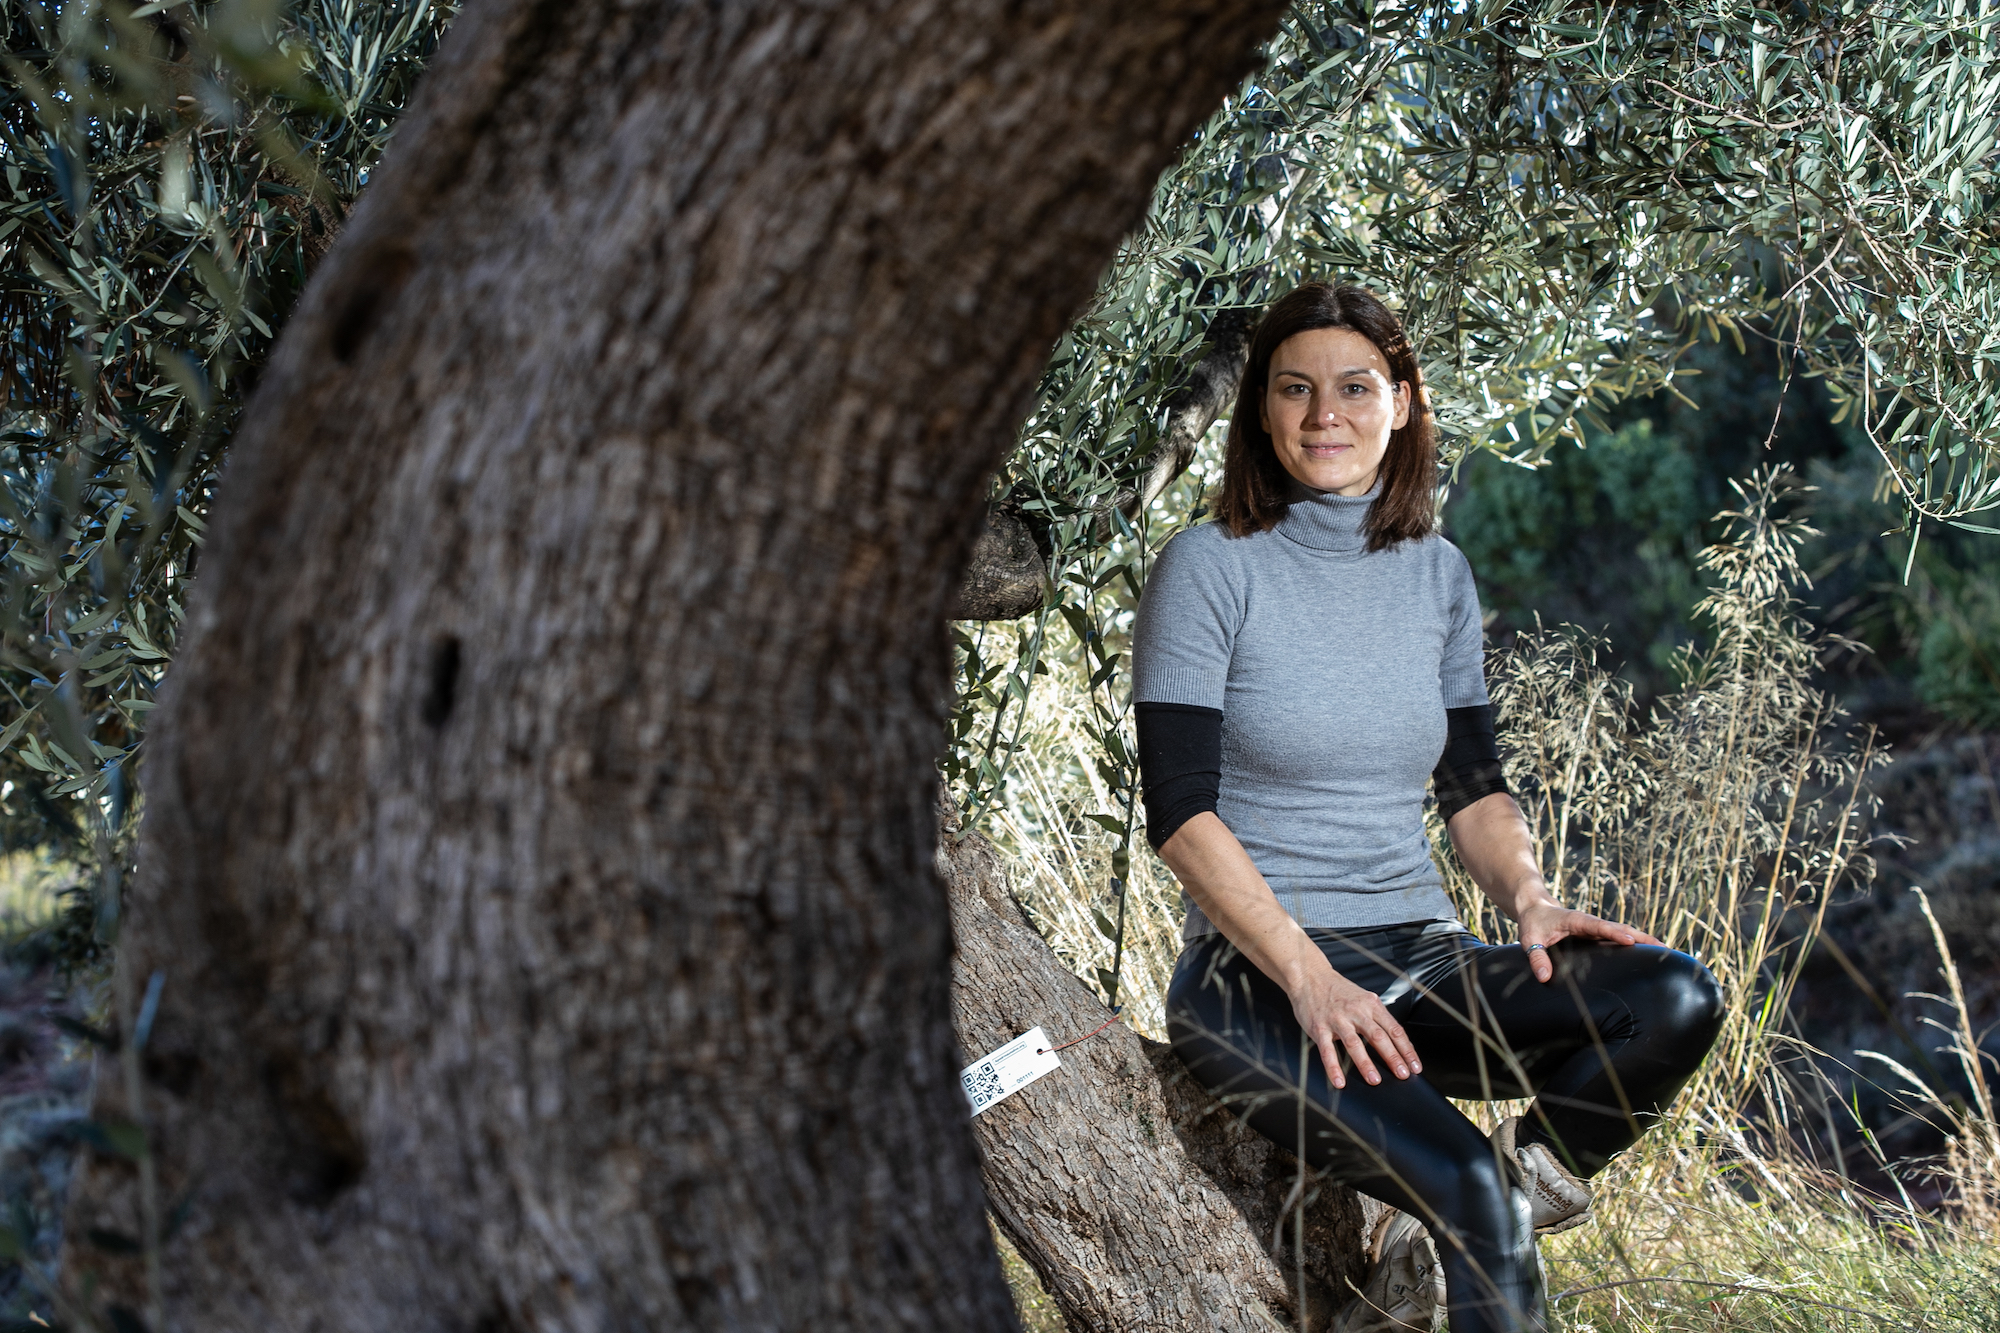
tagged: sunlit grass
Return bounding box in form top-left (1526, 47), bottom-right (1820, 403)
top-left (0, 849), bottom-right (70, 937)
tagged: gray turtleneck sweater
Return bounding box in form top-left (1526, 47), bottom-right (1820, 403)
top-left (1132, 485), bottom-right (1488, 938)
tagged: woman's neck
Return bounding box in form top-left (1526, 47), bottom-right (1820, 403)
top-left (1274, 477), bottom-right (1379, 553)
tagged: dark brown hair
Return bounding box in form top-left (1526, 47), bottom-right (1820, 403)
top-left (1215, 283), bottom-right (1436, 550)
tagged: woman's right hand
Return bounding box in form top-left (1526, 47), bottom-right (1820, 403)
top-left (1159, 814), bottom-right (1424, 1089)
top-left (1288, 960), bottom-right (1422, 1090)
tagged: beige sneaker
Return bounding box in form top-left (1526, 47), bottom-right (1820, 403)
top-left (1493, 1116), bottom-right (1593, 1234)
top-left (1332, 1207), bottom-right (1446, 1332)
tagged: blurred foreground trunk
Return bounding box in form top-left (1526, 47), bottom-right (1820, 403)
top-left (59, 2), bottom-right (1285, 1329)
top-left (940, 802), bottom-right (1375, 1332)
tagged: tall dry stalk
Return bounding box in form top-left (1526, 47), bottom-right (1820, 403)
top-left (980, 636), bottom-right (1188, 1040)
top-left (1455, 471), bottom-right (1882, 1128)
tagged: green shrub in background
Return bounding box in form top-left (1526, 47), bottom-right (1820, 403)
top-left (1916, 580), bottom-right (2000, 731)
top-left (1450, 327), bottom-right (2000, 734)
top-left (1808, 447), bottom-right (2000, 733)
top-left (1447, 417), bottom-right (1711, 687)
top-left (1760, 491), bottom-right (2000, 739)
top-left (0, 0), bottom-right (451, 957)
top-left (1444, 328), bottom-right (1838, 709)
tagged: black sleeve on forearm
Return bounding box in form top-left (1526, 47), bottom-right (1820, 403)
top-left (1136, 702), bottom-right (1223, 851)
top-left (1433, 704), bottom-right (1512, 824)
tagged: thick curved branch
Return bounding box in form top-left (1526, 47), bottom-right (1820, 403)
top-left (951, 504), bottom-right (1051, 621)
top-left (953, 309), bottom-right (1255, 622)
top-left (940, 799), bottom-right (1377, 1332)
top-left (1117, 305), bottom-right (1257, 520)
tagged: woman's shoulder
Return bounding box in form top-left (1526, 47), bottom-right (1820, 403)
top-left (1142, 520), bottom-right (1262, 604)
top-left (1154, 518), bottom-right (1253, 568)
top-left (1163, 516), bottom-right (1303, 556)
top-left (1158, 518), bottom-right (1303, 576)
top-left (1397, 529), bottom-right (1476, 574)
top-left (1383, 532), bottom-right (1481, 605)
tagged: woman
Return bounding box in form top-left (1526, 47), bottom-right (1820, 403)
top-left (1133, 283), bottom-right (1723, 1333)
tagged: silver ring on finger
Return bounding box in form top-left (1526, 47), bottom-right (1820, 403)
top-left (1525, 942), bottom-right (1546, 952)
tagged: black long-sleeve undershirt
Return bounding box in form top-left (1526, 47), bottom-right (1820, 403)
top-left (1135, 702), bottom-right (1512, 851)
top-left (1135, 703), bottom-right (1224, 852)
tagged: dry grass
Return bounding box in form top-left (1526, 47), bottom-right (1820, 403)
top-left (994, 1223), bottom-right (1069, 1333)
top-left (978, 472), bottom-right (2000, 1330)
top-left (985, 720), bottom-right (1186, 1042)
top-left (0, 849), bottom-right (70, 936)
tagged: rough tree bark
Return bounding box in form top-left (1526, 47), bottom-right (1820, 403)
top-left (950, 504), bottom-right (1050, 620)
top-left (939, 802), bottom-right (1378, 1333)
top-left (61, 2), bottom-right (1287, 1330)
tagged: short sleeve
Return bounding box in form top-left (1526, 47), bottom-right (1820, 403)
top-left (1132, 527), bottom-right (1242, 710)
top-left (1440, 544), bottom-right (1489, 708)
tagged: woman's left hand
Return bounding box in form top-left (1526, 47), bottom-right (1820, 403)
top-left (1515, 900), bottom-right (1661, 984)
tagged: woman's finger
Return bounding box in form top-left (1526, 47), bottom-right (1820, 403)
top-left (1603, 917), bottom-right (1661, 946)
top-left (1366, 1022), bottom-right (1415, 1080)
top-left (1382, 1019), bottom-right (1422, 1077)
top-left (1315, 1032), bottom-right (1347, 1090)
top-left (1340, 1026), bottom-right (1382, 1086)
top-left (1523, 937), bottom-right (1556, 982)
top-left (1573, 913), bottom-right (1661, 947)
top-left (1361, 1004), bottom-right (1418, 1078)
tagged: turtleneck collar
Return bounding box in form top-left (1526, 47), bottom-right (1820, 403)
top-left (1274, 477), bottom-right (1380, 554)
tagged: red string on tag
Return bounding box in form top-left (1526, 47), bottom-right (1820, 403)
top-left (1036, 1012), bottom-right (1121, 1055)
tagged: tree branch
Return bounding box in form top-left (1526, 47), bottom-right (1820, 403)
top-left (1116, 305), bottom-right (1256, 520)
top-left (952, 307), bottom-right (1254, 621)
top-left (951, 502), bottom-right (1051, 621)
top-left (939, 799), bottom-right (1376, 1332)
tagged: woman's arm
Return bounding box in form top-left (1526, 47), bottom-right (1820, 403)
top-left (1445, 792), bottom-right (1660, 983)
top-left (1159, 813), bottom-right (1421, 1088)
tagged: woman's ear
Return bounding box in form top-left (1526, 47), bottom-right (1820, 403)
top-left (1392, 380), bottom-right (1412, 431)
top-left (1257, 384), bottom-right (1270, 434)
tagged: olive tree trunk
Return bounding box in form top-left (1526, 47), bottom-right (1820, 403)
top-left (60, 2), bottom-right (1285, 1330)
top-left (939, 802), bottom-right (1377, 1333)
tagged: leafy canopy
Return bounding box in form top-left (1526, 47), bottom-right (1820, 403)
top-left (0, 0), bottom-right (448, 925)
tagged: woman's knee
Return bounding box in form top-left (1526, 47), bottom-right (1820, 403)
top-left (1430, 1151), bottom-right (1519, 1243)
top-left (1590, 946), bottom-right (1724, 1053)
top-left (1559, 943), bottom-right (1723, 1052)
top-left (1639, 948), bottom-right (1724, 1044)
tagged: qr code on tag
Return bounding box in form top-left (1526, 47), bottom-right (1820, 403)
top-left (961, 1028), bottom-right (1057, 1117)
top-left (962, 1060), bottom-right (1004, 1109)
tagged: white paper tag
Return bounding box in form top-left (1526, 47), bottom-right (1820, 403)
top-left (961, 1027), bottom-right (1062, 1116)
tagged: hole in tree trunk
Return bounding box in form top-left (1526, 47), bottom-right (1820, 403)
top-left (421, 636), bottom-right (462, 728)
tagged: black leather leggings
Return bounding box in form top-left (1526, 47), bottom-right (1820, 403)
top-left (1167, 921), bottom-right (1723, 1333)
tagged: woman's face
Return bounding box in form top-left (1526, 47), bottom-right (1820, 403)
top-left (1258, 327), bottom-right (1411, 496)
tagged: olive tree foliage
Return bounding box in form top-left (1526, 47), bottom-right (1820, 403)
top-left (0, 0), bottom-right (448, 940)
top-left (945, 0), bottom-right (2000, 1002)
